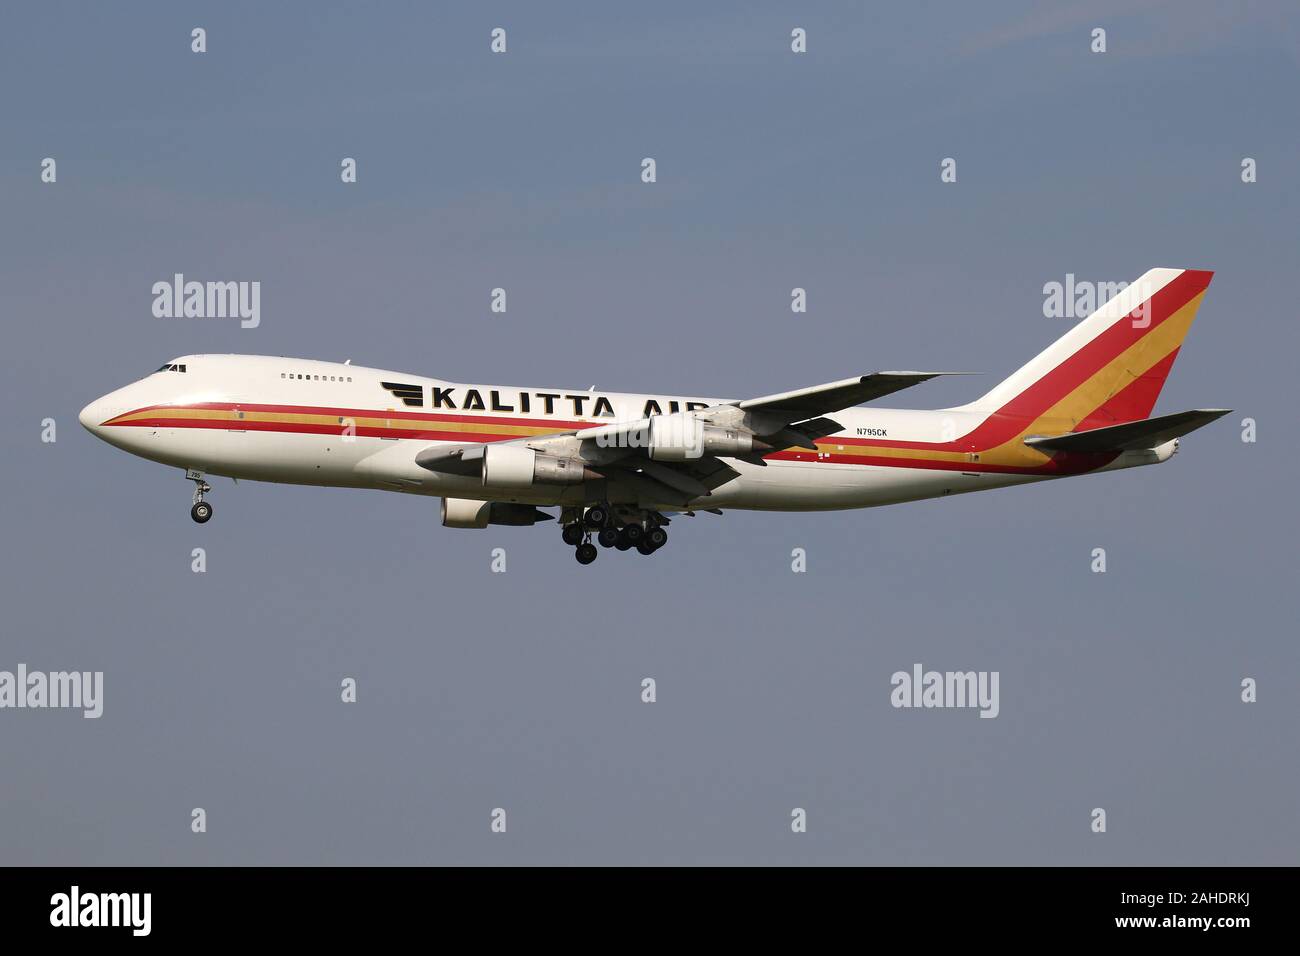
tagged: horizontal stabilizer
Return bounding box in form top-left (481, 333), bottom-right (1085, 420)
top-left (1024, 409), bottom-right (1231, 454)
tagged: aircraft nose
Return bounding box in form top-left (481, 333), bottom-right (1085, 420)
top-left (79, 396), bottom-right (109, 433)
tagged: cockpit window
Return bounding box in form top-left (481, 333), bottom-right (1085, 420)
top-left (155, 363), bottom-right (187, 373)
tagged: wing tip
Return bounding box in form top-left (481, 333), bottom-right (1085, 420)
top-left (873, 370), bottom-right (981, 378)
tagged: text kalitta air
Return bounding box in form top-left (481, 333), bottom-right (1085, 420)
top-left (0, 664), bottom-right (103, 718)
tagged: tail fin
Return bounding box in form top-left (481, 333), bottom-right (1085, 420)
top-left (960, 268), bottom-right (1214, 429)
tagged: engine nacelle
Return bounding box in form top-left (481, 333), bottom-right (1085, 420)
top-left (441, 497), bottom-right (548, 528)
top-left (480, 444), bottom-right (591, 488)
top-left (700, 424), bottom-right (760, 457)
top-left (647, 414), bottom-right (758, 461)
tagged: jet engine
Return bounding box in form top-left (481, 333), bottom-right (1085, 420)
top-left (441, 497), bottom-right (552, 528)
top-left (480, 444), bottom-right (595, 488)
top-left (647, 414), bottom-right (763, 461)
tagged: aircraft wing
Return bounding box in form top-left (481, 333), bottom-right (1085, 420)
top-left (416, 431), bottom-right (736, 507)
top-left (736, 372), bottom-right (967, 421)
top-left (597, 456), bottom-right (741, 507)
top-left (567, 372), bottom-right (963, 452)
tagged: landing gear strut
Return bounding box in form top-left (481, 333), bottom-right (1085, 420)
top-left (565, 504), bottom-right (670, 565)
top-left (188, 471), bottom-right (213, 524)
top-left (563, 504), bottom-right (610, 563)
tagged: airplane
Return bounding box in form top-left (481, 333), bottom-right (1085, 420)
top-left (80, 267), bottom-right (1229, 565)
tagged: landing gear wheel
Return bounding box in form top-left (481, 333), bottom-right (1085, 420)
top-left (623, 524), bottom-right (644, 545)
top-left (597, 527), bottom-right (619, 548)
top-left (562, 524), bottom-right (585, 546)
top-left (187, 472), bottom-right (213, 523)
top-left (584, 505), bottom-right (609, 529)
top-left (575, 543), bottom-right (598, 565)
top-left (615, 529), bottom-right (633, 551)
top-left (646, 527), bottom-right (668, 549)
top-left (636, 539), bottom-right (657, 555)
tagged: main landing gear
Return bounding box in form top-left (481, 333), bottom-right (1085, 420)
top-left (188, 470), bottom-right (213, 524)
top-left (561, 504), bottom-right (669, 565)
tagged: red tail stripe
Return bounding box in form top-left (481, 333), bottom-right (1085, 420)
top-left (825, 268), bottom-right (1211, 453)
top-left (989, 269), bottom-right (1210, 422)
top-left (1075, 347), bottom-right (1181, 431)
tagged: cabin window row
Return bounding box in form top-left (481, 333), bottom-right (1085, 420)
top-left (282, 373), bottom-right (353, 382)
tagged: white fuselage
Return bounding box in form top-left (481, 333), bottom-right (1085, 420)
top-left (80, 354), bottom-right (1167, 514)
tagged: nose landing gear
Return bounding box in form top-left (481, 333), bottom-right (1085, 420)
top-left (187, 470), bottom-right (213, 524)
